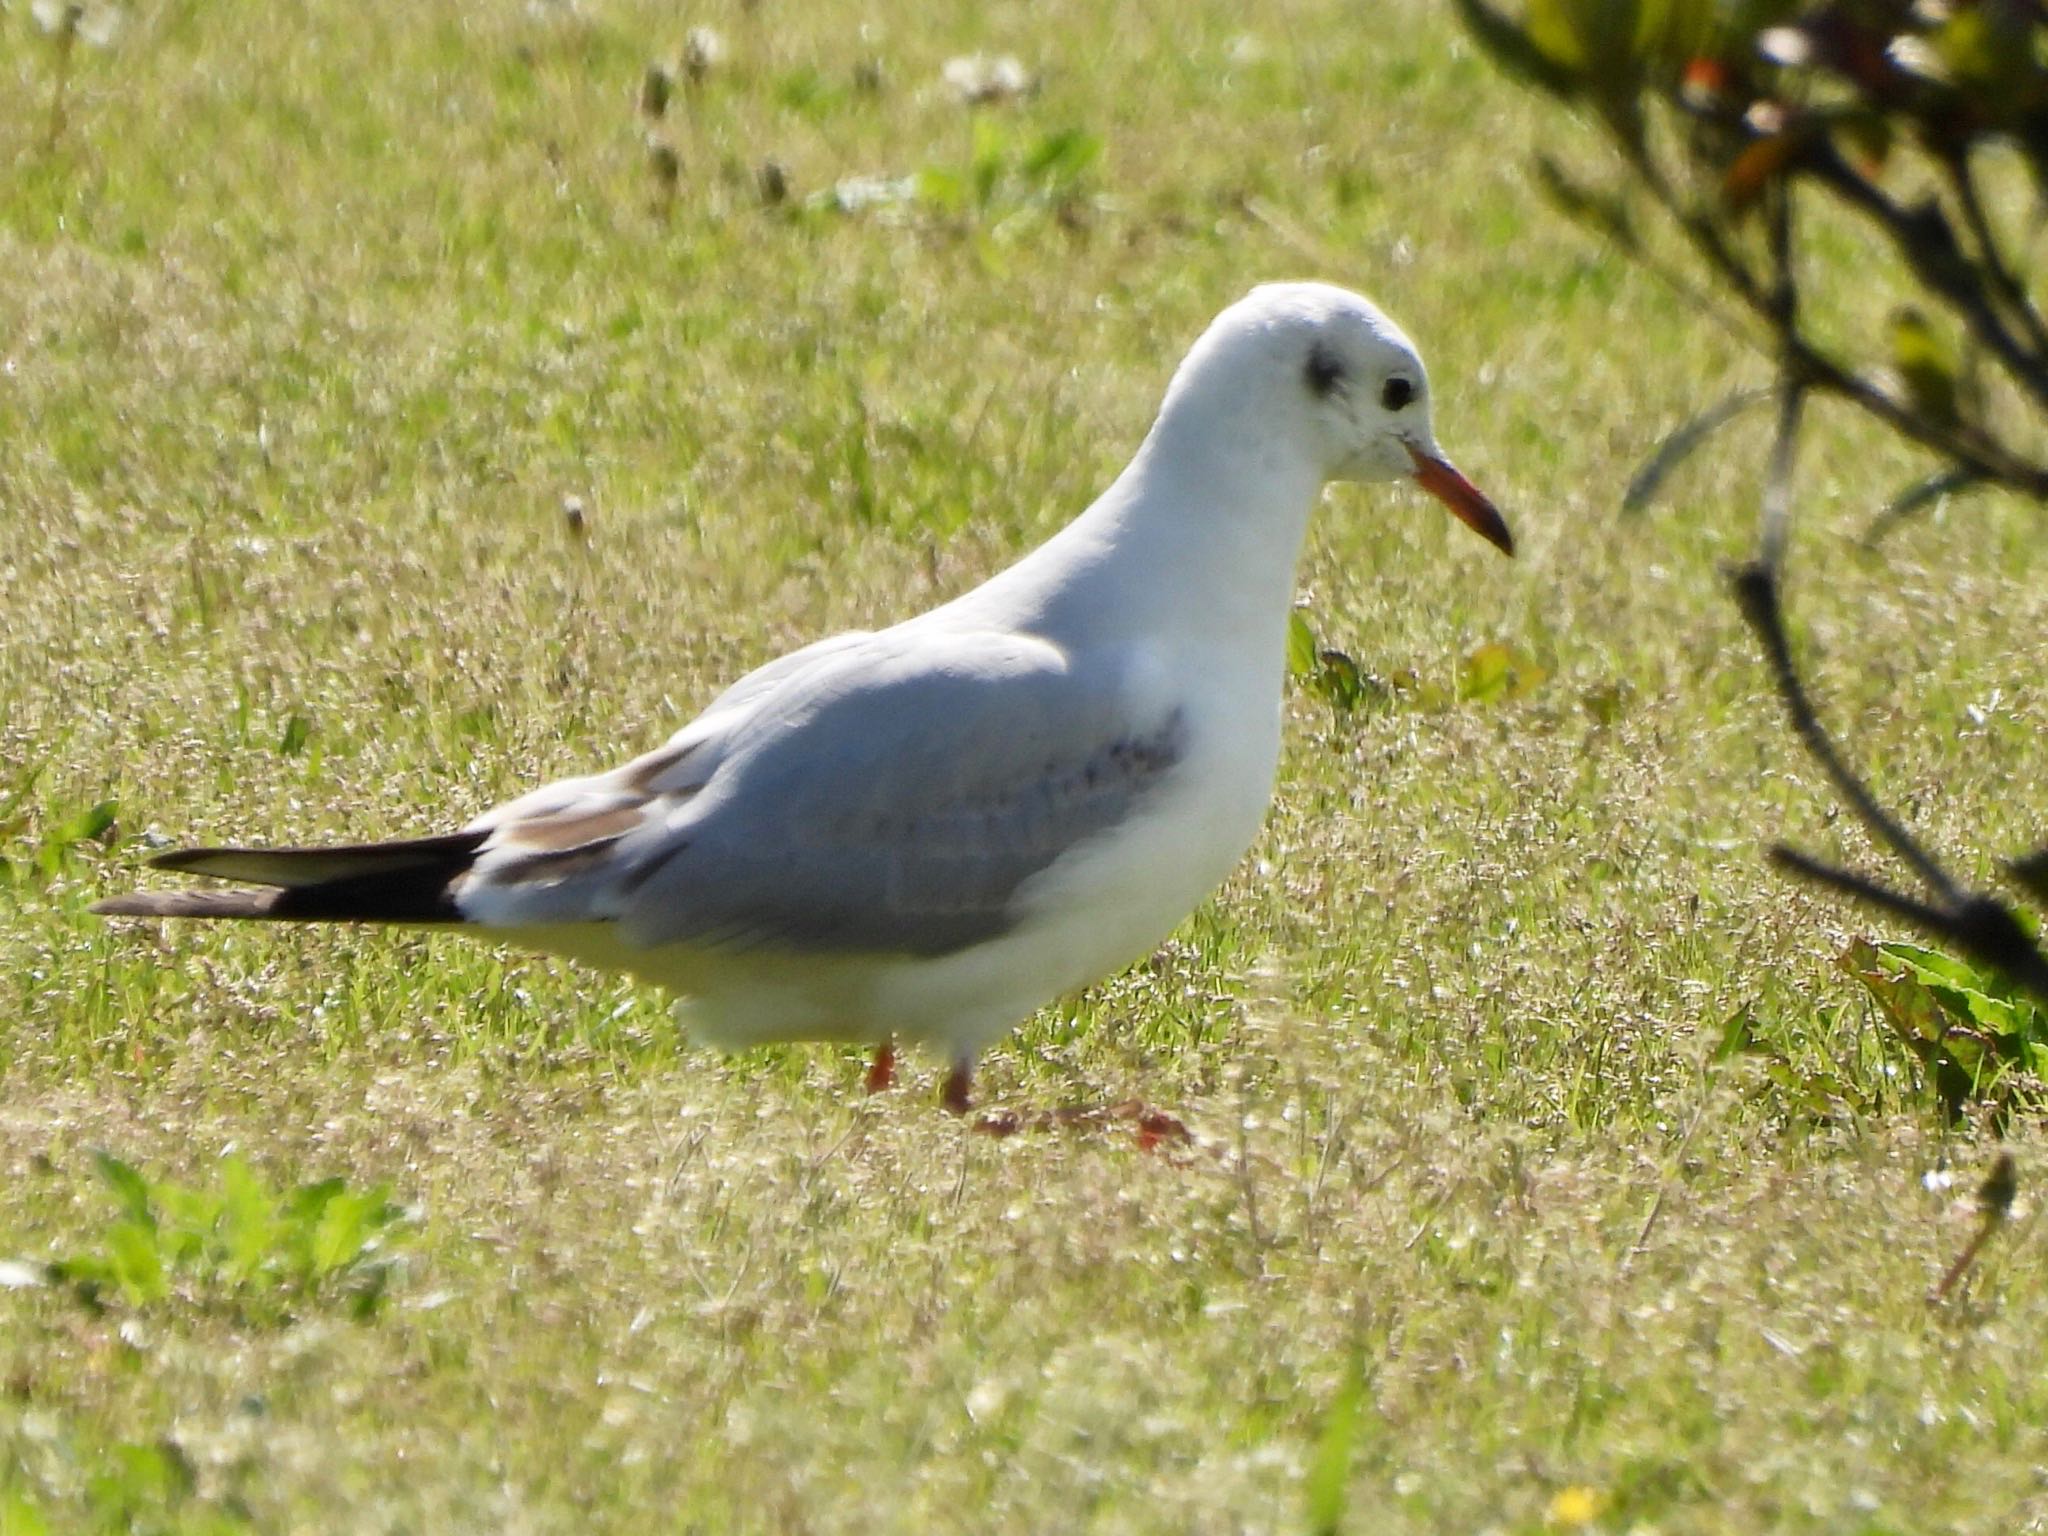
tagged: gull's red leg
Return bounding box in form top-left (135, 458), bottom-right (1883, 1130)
top-left (864, 1039), bottom-right (896, 1095)
top-left (941, 1059), bottom-right (973, 1115)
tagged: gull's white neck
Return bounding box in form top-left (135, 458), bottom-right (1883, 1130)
top-left (950, 381), bottom-right (1327, 668)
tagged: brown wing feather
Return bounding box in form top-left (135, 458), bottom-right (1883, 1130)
top-left (92, 888), bottom-right (287, 919)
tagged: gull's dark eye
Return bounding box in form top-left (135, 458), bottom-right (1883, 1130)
top-left (1304, 343), bottom-right (1346, 400)
top-left (1381, 376), bottom-right (1415, 412)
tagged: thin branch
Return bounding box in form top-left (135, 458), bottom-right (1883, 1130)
top-left (1770, 836), bottom-right (2048, 1011)
top-left (1861, 468), bottom-right (1982, 549)
top-left (1766, 846), bottom-right (1959, 931)
top-left (1788, 341), bottom-right (2048, 497)
top-left (1808, 144), bottom-right (2048, 412)
top-left (1946, 149), bottom-right (2048, 363)
top-left (1930, 1151), bottom-right (2017, 1304)
top-left (1759, 380), bottom-right (1804, 574)
top-left (1730, 561), bottom-right (1959, 902)
top-left (1738, 569), bottom-right (2048, 1007)
top-left (1622, 387), bottom-right (1773, 516)
top-left (1759, 188), bottom-right (1802, 574)
top-left (1630, 141), bottom-right (2048, 497)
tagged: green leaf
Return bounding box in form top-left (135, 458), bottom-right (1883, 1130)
top-left (1523, 0), bottom-right (1590, 71)
top-left (1287, 610), bottom-right (1319, 679)
top-left (1451, 0), bottom-right (1585, 98)
top-left (1579, 681), bottom-right (1629, 725)
top-left (1633, 0), bottom-right (1720, 79)
top-left (218, 1158), bottom-right (282, 1285)
top-left (1888, 307), bottom-right (1960, 426)
top-left (1457, 642), bottom-right (1548, 704)
top-left (0, 1485), bottom-right (51, 1536)
top-left (48, 1155), bottom-right (412, 1323)
top-left (970, 116), bottom-right (1008, 208)
top-left (103, 1222), bottom-right (166, 1305)
top-left (1304, 1356), bottom-right (1369, 1535)
top-left (1841, 937), bottom-right (1946, 1043)
top-left (89, 1440), bottom-right (195, 1516)
top-left (93, 1152), bottom-right (155, 1228)
top-left (286, 1175), bottom-right (347, 1226)
top-left (311, 1186), bottom-right (392, 1275)
top-left (1878, 942), bottom-right (2031, 1034)
top-left (53, 799), bottom-right (118, 847)
top-left (1710, 1005), bottom-right (1757, 1062)
top-left (1021, 127), bottom-right (1100, 184)
top-left (913, 166), bottom-right (968, 213)
top-left (1314, 649), bottom-right (1373, 713)
top-left (1840, 938), bottom-right (2046, 1118)
top-left (277, 713), bottom-right (312, 757)
top-left (1928, 4), bottom-right (2045, 124)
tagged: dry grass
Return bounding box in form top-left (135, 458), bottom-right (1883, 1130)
top-left (2, 0), bottom-right (2046, 1530)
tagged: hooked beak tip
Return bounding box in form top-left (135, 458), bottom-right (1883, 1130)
top-left (1407, 445), bottom-right (1514, 557)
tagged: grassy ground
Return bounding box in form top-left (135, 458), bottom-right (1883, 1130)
top-left (3, 0), bottom-right (2046, 1530)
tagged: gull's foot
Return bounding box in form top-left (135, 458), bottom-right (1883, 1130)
top-left (864, 1039), bottom-right (896, 1095)
top-left (966, 1097), bottom-right (1191, 1149)
top-left (1125, 1103), bottom-right (1191, 1152)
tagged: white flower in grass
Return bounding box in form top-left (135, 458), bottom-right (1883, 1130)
top-left (683, 26), bottom-right (726, 80)
top-left (941, 53), bottom-right (1033, 105)
top-left (33, 0), bottom-right (121, 45)
top-left (827, 174), bottom-right (915, 213)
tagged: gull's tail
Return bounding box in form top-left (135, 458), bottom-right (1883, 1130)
top-left (90, 831), bottom-right (488, 924)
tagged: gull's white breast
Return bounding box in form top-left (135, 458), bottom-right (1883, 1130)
top-left (858, 632), bottom-right (1286, 1058)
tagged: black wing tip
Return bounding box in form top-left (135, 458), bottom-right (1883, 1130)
top-left (98, 829), bottom-right (491, 924)
top-left (147, 828), bottom-right (490, 876)
top-left (147, 847), bottom-right (230, 874)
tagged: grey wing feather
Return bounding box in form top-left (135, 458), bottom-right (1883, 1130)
top-left (460, 629), bottom-right (1185, 957)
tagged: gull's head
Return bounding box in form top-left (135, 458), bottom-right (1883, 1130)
top-left (1167, 282), bottom-right (1514, 556)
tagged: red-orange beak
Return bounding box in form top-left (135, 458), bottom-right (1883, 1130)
top-left (1407, 444), bottom-right (1514, 557)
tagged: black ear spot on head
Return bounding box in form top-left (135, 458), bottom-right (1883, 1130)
top-left (1304, 342), bottom-right (1346, 399)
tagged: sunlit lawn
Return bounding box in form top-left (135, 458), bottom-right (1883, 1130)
top-left (2, 0), bottom-right (2045, 1531)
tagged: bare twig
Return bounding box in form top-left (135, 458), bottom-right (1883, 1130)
top-left (1730, 562), bottom-right (1956, 900)
top-left (1756, 192), bottom-right (1804, 572)
top-left (1946, 150), bottom-right (2048, 364)
top-left (1455, 0), bottom-right (2048, 1022)
top-left (1621, 387), bottom-right (1772, 516)
top-left (1635, 143), bottom-right (2048, 497)
top-left (1792, 341), bottom-right (2048, 496)
top-left (1861, 468), bottom-right (1982, 549)
top-left (1732, 563), bottom-right (2048, 1005)
top-left (1766, 846), bottom-right (1955, 930)
top-left (1930, 1152), bottom-right (2018, 1304)
top-left (1809, 145), bottom-right (2048, 412)
top-left (1758, 382), bottom-right (1803, 573)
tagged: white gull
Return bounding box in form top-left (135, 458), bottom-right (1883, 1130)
top-left (97, 282), bottom-right (1513, 1111)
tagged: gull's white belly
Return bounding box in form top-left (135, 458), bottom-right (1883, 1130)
top-left (858, 680), bottom-right (1282, 1056)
